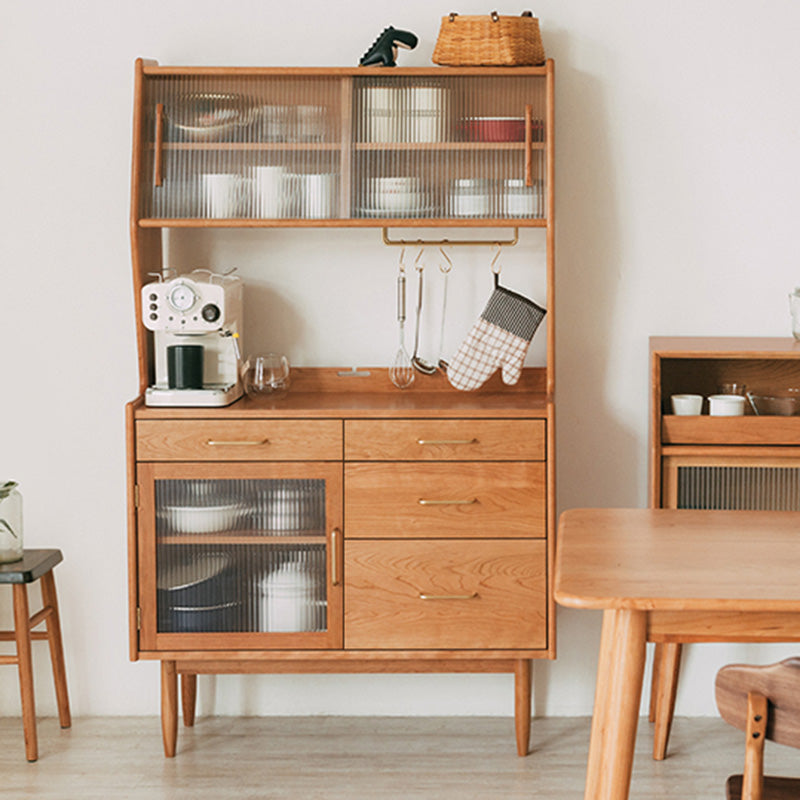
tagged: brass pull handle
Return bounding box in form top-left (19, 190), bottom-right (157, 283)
top-left (419, 592), bottom-right (478, 601)
top-left (524, 103), bottom-right (533, 187)
top-left (418, 498), bottom-right (478, 506)
top-left (206, 439), bottom-right (269, 446)
top-left (417, 438), bottom-right (478, 446)
top-left (154, 103), bottom-right (165, 188)
top-left (331, 528), bottom-right (341, 586)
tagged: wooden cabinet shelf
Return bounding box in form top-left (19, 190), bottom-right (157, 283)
top-left (159, 533), bottom-right (327, 545)
top-left (661, 414), bottom-right (800, 445)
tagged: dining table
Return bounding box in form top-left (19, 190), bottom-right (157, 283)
top-left (554, 507), bottom-right (800, 800)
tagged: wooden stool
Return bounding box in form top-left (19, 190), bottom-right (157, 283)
top-left (0, 549), bottom-right (71, 761)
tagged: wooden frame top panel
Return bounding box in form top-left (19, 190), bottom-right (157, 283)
top-left (140, 63), bottom-right (552, 78)
top-left (650, 336), bottom-right (800, 359)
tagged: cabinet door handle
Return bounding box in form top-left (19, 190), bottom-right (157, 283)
top-left (154, 103), bottom-right (165, 188)
top-left (416, 438), bottom-right (478, 446)
top-left (206, 439), bottom-right (269, 446)
top-left (331, 528), bottom-right (341, 586)
top-left (524, 103), bottom-right (533, 187)
top-left (417, 498), bottom-right (478, 506)
top-left (419, 592), bottom-right (478, 601)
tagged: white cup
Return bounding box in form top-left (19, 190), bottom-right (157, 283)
top-left (708, 394), bottom-right (745, 416)
top-left (671, 394), bottom-right (703, 415)
top-left (201, 173), bottom-right (242, 218)
top-left (295, 173), bottom-right (336, 219)
top-left (251, 166), bottom-right (285, 218)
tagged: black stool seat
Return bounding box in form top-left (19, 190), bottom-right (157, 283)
top-left (0, 549), bottom-right (62, 584)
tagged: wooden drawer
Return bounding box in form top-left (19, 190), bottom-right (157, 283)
top-left (344, 539), bottom-right (547, 649)
top-left (345, 462), bottom-right (545, 538)
top-left (136, 419), bottom-right (342, 461)
top-left (344, 419), bottom-right (545, 461)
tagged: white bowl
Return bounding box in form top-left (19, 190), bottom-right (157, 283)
top-left (162, 504), bottom-right (242, 533)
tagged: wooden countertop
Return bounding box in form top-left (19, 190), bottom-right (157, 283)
top-left (132, 367), bottom-right (552, 419)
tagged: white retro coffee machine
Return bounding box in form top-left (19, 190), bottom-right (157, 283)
top-left (142, 269), bottom-right (243, 407)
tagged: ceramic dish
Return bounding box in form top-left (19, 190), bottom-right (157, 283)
top-left (161, 503), bottom-right (243, 533)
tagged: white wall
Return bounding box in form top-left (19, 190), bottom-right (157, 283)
top-left (2, 0), bottom-right (799, 719)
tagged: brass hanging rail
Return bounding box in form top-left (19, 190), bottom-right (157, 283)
top-left (381, 227), bottom-right (519, 248)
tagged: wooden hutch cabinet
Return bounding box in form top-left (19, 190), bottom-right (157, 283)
top-left (648, 336), bottom-right (800, 759)
top-left (127, 58), bottom-right (555, 757)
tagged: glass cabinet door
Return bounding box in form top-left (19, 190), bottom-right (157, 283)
top-left (662, 454), bottom-right (800, 511)
top-left (138, 74), bottom-right (345, 221)
top-left (351, 74), bottom-right (548, 222)
top-left (137, 462), bottom-right (343, 650)
top-left (134, 68), bottom-right (550, 224)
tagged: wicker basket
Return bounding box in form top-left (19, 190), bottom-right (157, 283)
top-left (432, 11), bottom-right (546, 67)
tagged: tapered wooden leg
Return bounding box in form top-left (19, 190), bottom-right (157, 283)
top-left (652, 642), bottom-right (682, 760)
top-left (585, 608), bottom-right (648, 800)
top-left (161, 661), bottom-right (178, 757)
top-left (13, 584), bottom-right (37, 762)
top-left (514, 659), bottom-right (532, 756)
top-left (649, 643), bottom-right (662, 723)
top-left (40, 570), bottom-right (71, 729)
top-left (585, 608), bottom-right (619, 794)
top-left (181, 673), bottom-right (197, 727)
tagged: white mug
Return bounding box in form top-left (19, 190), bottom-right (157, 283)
top-left (201, 173), bottom-right (242, 218)
top-left (708, 394), bottom-right (745, 416)
top-left (671, 394), bottom-right (703, 415)
top-left (290, 173), bottom-right (336, 219)
top-left (251, 166), bottom-right (285, 218)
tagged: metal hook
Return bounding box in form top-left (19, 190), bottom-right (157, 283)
top-left (491, 245), bottom-right (503, 288)
top-left (490, 245), bottom-right (503, 274)
top-left (398, 247), bottom-right (406, 274)
top-left (438, 247), bottom-right (453, 274)
top-left (415, 247), bottom-right (425, 272)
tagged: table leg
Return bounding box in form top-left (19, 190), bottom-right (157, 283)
top-left (585, 608), bottom-right (648, 800)
top-left (13, 585), bottom-right (37, 762)
top-left (514, 659), bottom-right (532, 756)
top-left (652, 642), bottom-right (681, 760)
top-left (181, 673), bottom-right (197, 727)
top-left (40, 569), bottom-right (71, 729)
top-left (161, 660), bottom-right (178, 757)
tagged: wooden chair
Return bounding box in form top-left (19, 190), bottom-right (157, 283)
top-left (0, 549), bottom-right (71, 761)
top-left (715, 657), bottom-right (800, 800)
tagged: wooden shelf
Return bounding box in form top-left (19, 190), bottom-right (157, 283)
top-left (661, 415), bottom-right (800, 446)
top-left (139, 217), bottom-right (548, 229)
top-left (158, 533), bottom-right (326, 545)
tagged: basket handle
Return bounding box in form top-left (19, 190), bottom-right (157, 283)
top-left (447, 9), bottom-right (533, 21)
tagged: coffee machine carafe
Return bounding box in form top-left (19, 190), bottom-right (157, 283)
top-left (142, 269), bottom-right (243, 407)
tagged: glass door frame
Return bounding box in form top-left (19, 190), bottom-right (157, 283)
top-left (137, 461), bottom-right (343, 651)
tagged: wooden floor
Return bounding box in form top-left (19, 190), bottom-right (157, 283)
top-left (0, 715), bottom-right (797, 798)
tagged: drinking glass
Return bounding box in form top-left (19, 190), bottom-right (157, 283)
top-left (243, 354), bottom-right (290, 397)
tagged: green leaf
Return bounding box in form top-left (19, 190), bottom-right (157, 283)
top-left (0, 518), bottom-right (18, 539)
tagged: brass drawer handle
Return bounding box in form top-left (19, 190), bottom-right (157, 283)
top-left (419, 592), bottom-right (478, 601)
top-left (331, 528), bottom-right (341, 586)
top-left (416, 438), bottom-right (478, 446)
top-left (417, 498), bottom-right (478, 506)
top-left (206, 439), bottom-right (269, 446)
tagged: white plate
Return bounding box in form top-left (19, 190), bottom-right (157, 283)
top-left (356, 206), bottom-right (436, 217)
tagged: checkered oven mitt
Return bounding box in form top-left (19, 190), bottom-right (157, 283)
top-left (447, 285), bottom-right (546, 391)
